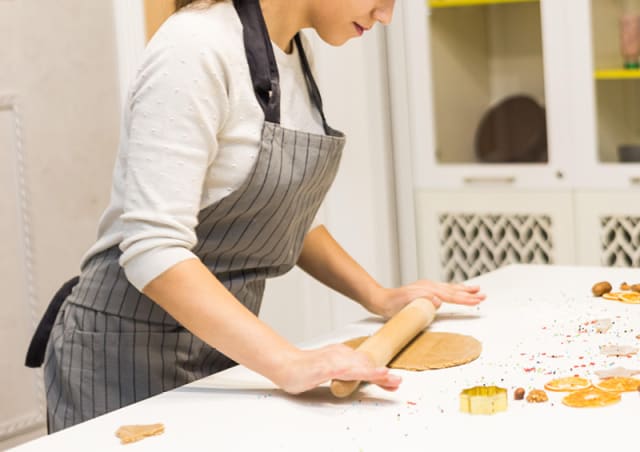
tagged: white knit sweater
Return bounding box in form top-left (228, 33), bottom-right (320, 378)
top-left (82, 1), bottom-right (325, 291)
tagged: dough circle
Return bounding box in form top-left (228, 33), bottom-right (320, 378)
top-left (344, 331), bottom-right (482, 370)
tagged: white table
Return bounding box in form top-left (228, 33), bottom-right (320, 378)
top-left (12, 265), bottom-right (640, 451)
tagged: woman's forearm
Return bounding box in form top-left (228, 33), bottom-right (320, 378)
top-left (296, 225), bottom-right (382, 312)
top-left (142, 258), bottom-right (297, 384)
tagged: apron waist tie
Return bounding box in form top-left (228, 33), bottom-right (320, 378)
top-left (25, 276), bottom-right (79, 368)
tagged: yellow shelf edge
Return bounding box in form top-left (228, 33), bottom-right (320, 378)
top-left (595, 69), bottom-right (640, 80)
top-left (430, 0), bottom-right (539, 8)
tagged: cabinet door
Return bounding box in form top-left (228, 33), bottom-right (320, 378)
top-left (387, 0), bottom-right (572, 189)
top-left (415, 189), bottom-right (575, 281)
top-left (568, 0), bottom-right (640, 188)
top-left (574, 190), bottom-right (640, 267)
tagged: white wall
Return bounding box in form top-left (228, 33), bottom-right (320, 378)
top-left (0, 1), bottom-right (121, 448)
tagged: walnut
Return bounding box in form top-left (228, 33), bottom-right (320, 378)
top-left (592, 281), bottom-right (612, 297)
top-left (632, 284), bottom-right (640, 293)
top-left (514, 387), bottom-right (525, 400)
top-left (526, 389), bottom-right (548, 403)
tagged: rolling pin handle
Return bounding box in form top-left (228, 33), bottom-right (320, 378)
top-left (330, 379), bottom-right (361, 398)
top-left (329, 298), bottom-right (437, 398)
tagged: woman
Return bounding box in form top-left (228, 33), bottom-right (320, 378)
top-left (27, 0), bottom-right (485, 432)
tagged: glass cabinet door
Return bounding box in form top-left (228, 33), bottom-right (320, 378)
top-left (592, 0), bottom-right (640, 164)
top-left (386, 0), bottom-right (571, 189)
top-left (428, 0), bottom-right (548, 164)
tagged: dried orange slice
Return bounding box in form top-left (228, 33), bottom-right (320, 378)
top-left (562, 387), bottom-right (621, 408)
top-left (618, 292), bottom-right (640, 304)
top-left (544, 376), bottom-right (591, 392)
top-left (602, 292), bottom-right (625, 301)
top-left (594, 377), bottom-right (640, 392)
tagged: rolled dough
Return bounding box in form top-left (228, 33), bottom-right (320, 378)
top-left (345, 331), bottom-right (482, 370)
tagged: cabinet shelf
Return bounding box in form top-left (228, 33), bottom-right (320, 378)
top-left (594, 69), bottom-right (640, 80)
top-left (430, 0), bottom-right (538, 8)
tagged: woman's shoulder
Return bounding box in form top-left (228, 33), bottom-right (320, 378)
top-left (148, 1), bottom-right (242, 54)
top-left (134, 0), bottom-right (245, 89)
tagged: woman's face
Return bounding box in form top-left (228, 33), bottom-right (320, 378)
top-left (309, 0), bottom-right (395, 46)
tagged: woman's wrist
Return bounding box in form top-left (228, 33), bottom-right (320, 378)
top-left (361, 284), bottom-right (390, 318)
top-left (266, 347), bottom-right (329, 394)
top-left (263, 346), bottom-right (306, 392)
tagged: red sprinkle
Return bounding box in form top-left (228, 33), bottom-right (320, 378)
top-left (407, 401), bottom-right (416, 406)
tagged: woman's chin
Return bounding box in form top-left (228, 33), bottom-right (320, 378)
top-left (317, 32), bottom-right (352, 47)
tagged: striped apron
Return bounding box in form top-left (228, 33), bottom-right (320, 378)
top-left (26, 0), bottom-right (345, 433)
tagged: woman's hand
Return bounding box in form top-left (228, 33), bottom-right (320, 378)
top-left (367, 280), bottom-right (486, 319)
top-left (271, 344), bottom-right (401, 395)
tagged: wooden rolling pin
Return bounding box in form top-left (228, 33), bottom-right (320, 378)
top-left (330, 297), bottom-right (437, 398)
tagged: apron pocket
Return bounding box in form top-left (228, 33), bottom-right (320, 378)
top-left (51, 328), bottom-right (207, 425)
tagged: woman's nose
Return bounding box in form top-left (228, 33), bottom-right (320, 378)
top-left (373, 0), bottom-right (395, 25)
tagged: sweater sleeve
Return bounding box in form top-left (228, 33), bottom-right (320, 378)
top-left (118, 13), bottom-right (229, 291)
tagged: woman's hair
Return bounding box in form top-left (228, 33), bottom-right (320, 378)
top-left (175, 0), bottom-right (221, 12)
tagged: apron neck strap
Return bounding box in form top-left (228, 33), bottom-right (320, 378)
top-left (294, 34), bottom-right (330, 134)
top-left (233, 0), bottom-right (280, 123)
top-left (233, 0), bottom-right (330, 133)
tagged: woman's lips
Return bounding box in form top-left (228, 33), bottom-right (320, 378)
top-left (354, 22), bottom-right (366, 36)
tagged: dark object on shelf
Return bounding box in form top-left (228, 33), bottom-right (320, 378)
top-left (475, 95), bottom-right (548, 163)
top-left (618, 144), bottom-right (640, 162)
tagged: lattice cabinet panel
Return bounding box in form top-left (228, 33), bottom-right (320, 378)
top-left (415, 190), bottom-right (575, 282)
top-left (439, 213), bottom-right (553, 282)
top-left (600, 216), bottom-right (640, 267)
top-left (574, 191), bottom-right (640, 267)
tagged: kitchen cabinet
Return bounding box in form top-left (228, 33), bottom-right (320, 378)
top-left (387, 0), bottom-right (640, 282)
top-left (568, 0), bottom-right (640, 183)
